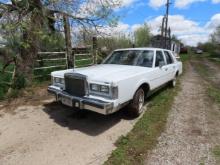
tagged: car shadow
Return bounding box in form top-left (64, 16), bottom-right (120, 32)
top-left (42, 85), bottom-right (172, 136)
top-left (42, 101), bottom-right (135, 136)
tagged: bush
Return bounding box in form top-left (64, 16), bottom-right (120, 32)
top-left (210, 49), bottom-right (220, 58)
top-left (0, 86), bottom-right (5, 100)
top-left (13, 74), bottom-right (26, 89)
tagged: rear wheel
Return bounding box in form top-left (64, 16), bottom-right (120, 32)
top-left (128, 88), bottom-right (145, 117)
top-left (170, 73), bottom-right (178, 88)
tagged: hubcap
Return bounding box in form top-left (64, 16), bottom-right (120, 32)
top-left (173, 78), bottom-right (177, 86)
top-left (138, 91), bottom-right (145, 113)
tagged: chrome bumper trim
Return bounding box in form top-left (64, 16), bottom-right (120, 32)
top-left (48, 86), bottom-right (114, 115)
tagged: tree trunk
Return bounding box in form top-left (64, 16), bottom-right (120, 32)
top-left (14, 0), bottom-right (44, 87)
top-left (63, 14), bottom-right (73, 68)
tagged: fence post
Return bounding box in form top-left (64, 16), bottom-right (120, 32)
top-left (92, 36), bottom-right (97, 65)
top-left (63, 14), bottom-right (74, 68)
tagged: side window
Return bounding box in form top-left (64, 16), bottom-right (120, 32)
top-left (155, 51), bottom-right (165, 67)
top-left (164, 51), bottom-right (174, 64)
top-left (137, 50), bottom-right (154, 67)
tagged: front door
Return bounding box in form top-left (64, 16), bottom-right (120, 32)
top-left (151, 51), bottom-right (169, 89)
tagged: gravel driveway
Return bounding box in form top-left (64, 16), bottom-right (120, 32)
top-left (145, 61), bottom-right (220, 165)
top-left (0, 100), bottom-right (138, 165)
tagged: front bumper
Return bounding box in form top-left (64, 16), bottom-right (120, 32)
top-left (48, 85), bottom-right (115, 115)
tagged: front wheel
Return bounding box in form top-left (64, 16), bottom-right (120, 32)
top-left (128, 88), bottom-right (145, 117)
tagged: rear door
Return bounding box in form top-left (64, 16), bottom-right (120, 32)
top-left (163, 50), bottom-right (176, 81)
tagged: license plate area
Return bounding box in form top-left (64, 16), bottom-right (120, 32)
top-left (61, 96), bottom-right (73, 107)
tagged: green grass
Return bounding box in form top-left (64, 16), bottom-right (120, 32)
top-left (209, 57), bottom-right (220, 64)
top-left (105, 83), bottom-right (180, 165)
top-left (208, 87), bottom-right (220, 105)
top-left (180, 53), bottom-right (190, 62)
top-left (213, 146), bottom-right (220, 160)
top-left (192, 59), bottom-right (220, 105)
top-left (193, 62), bottom-right (209, 77)
top-left (75, 59), bottom-right (93, 67)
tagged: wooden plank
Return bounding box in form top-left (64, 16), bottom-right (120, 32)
top-left (0, 81), bottom-right (12, 86)
top-left (38, 52), bottom-right (66, 55)
top-left (37, 53), bottom-right (66, 58)
top-left (34, 74), bottom-right (51, 78)
top-left (75, 58), bottom-right (93, 62)
top-left (75, 63), bottom-right (94, 68)
top-left (4, 71), bottom-right (14, 74)
top-left (34, 65), bottom-right (66, 70)
top-left (36, 58), bottom-right (67, 62)
top-left (75, 53), bottom-right (91, 56)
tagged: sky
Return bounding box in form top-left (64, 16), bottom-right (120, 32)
top-left (1, 0), bottom-right (220, 46)
top-left (112, 0), bottom-right (220, 46)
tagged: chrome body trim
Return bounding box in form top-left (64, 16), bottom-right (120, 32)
top-left (48, 85), bottom-right (116, 115)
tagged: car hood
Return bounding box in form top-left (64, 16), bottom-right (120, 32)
top-left (51, 64), bottom-right (153, 83)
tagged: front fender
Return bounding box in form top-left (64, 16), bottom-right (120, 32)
top-left (133, 79), bottom-right (151, 95)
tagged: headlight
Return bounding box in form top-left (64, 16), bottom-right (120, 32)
top-left (90, 84), bottom-right (109, 94)
top-left (100, 85), bottom-right (109, 93)
top-left (91, 84), bottom-right (99, 91)
top-left (53, 77), bottom-right (64, 84)
top-left (90, 83), bottom-right (118, 99)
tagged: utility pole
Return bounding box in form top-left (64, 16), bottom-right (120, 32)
top-left (161, 16), bottom-right (166, 48)
top-left (165, 0), bottom-right (171, 49)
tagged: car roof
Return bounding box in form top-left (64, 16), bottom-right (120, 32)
top-left (114, 47), bottom-right (172, 52)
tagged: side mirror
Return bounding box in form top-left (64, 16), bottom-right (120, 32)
top-left (159, 61), bottom-right (165, 68)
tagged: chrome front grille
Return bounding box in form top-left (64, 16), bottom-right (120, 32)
top-left (64, 73), bottom-right (87, 97)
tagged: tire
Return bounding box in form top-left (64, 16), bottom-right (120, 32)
top-left (170, 74), bottom-right (177, 88)
top-left (128, 88), bottom-right (145, 117)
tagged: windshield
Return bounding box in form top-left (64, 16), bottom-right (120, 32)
top-left (103, 50), bottom-right (154, 68)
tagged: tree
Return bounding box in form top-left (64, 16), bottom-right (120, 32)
top-left (211, 26), bottom-right (220, 44)
top-left (0, 0), bottom-right (120, 87)
top-left (134, 23), bottom-right (151, 47)
top-left (210, 27), bottom-right (220, 57)
top-left (97, 34), bottom-right (132, 59)
top-left (198, 26), bottom-right (220, 58)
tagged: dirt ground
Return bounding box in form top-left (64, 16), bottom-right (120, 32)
top-left (0, 93), bottom-right (139, 165)
top-left (145, 60), bottom-right (220, 165)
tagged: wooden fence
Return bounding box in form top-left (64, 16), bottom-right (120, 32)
top-left (34, 47), bottom-right (94, 79)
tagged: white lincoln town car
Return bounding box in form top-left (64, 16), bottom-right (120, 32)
top-left (48, 48), bottom-right (182, 117)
